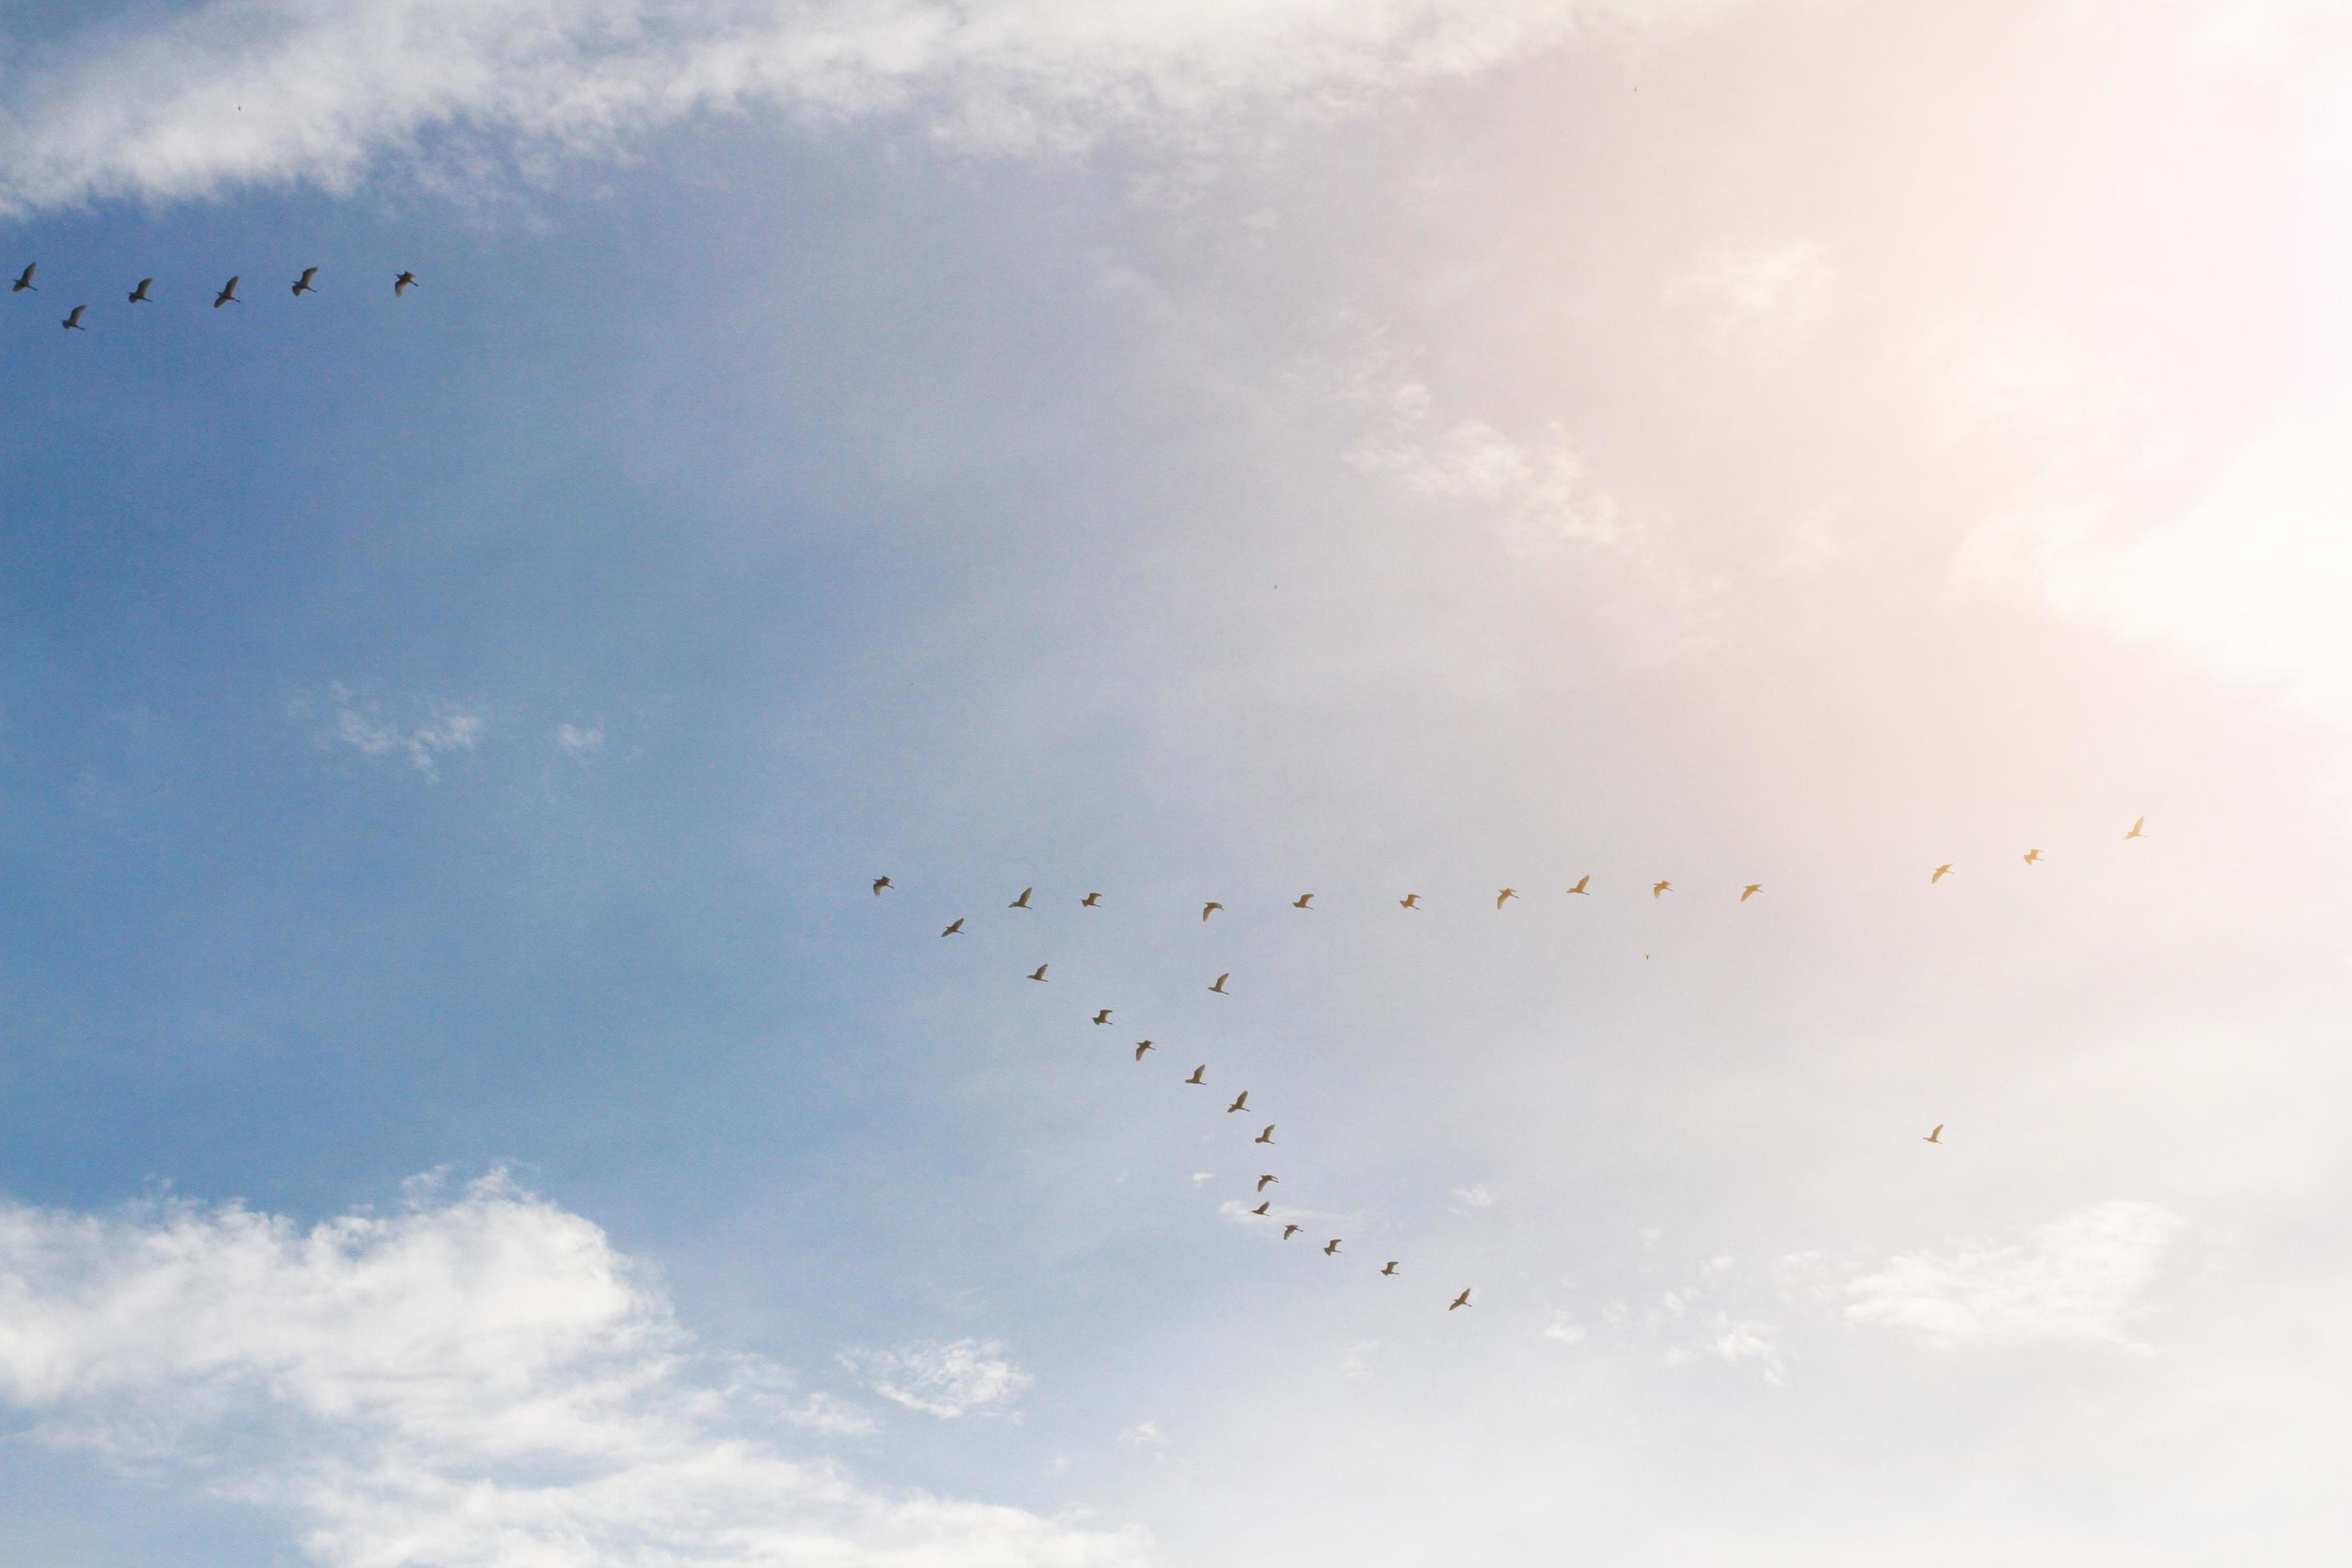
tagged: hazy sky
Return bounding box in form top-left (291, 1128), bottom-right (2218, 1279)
top-left (2, 2), bottom-right (2346, 1563)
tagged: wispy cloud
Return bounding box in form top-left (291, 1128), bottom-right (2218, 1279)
top-left (1664, 234), bottom-right (1834, 366)
top-left (0, 1174), bottom-right (1134, 1566)
top-left (838, 1338), bottom-right (1033, 1420)
top-left (314, 685), bottom-right (484, 780)
top-left (555, 719), bottom-right (606, 759)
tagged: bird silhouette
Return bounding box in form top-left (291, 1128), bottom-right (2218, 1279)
top-left (1931, 864), bottom-right (1954, 884)
top-left (1093, 1009), bottom-right (1112, 1026)
top-left (1208, 972), bottom-right (1230, 994)
top-left (1282, 1224), bottom-right (1301, 1240)
top-left (871, 876), bottom-right (892, 896)
top-left (1184, 1065), bottom-right (1206, 1085)
top-left (1226, 1091), bottom-right (1249, 1114)
top-left (1496, 888), bottom-right (1518, 909)
top-left (1202, 901), bottom-right (1223, 921)
top-left (1250, 1201), bottom-right (1270, 1216)
top-left (1009, 887), bottom-right (1033, 909)
top-left (939, 918), bottom-right (965, 937)
top-left (1323, 1238), bottom-right (1342, 1256)
top-left (1381, 1262), bottom-right (1398, 1276)
top-left (1652, 880), bottom-right (1671, 898)
top-left (1740, 884), bottom-right (1762, 902)
top-left (2126, 816), bottom-right (2146, 840)
top-left (213, 276), bottom-right (240, 307)
top-left (1923, 1123), bottom-right (1943, 1144)
top-left (2022, 848), bottom-right (2042, 865)
top-left (291, 266), bottom-right (318, 296)
top-left (1257, 1174), bottom-right (1278, 1192)
top-left (1081, 892), bottom-right (1102, 907)
top-left (1254, 1125), bottom-right (1275, 1145)
top-left (394, 271), bottom-right (418, 296)
top-left (1293, 894), bottom-right (1314, 910)
top-left (1400, 893), bottom-right (1420, 908)
top-left (1134, 1040), bottom-right (1154, 1061)
top-left (1449, 1288), bottom-right (1473, 1311)
top-left (60, 306), bottom-right (86, 331)
top-left (1027, 964), bottom-right (1049, 982)
top-left (127, 278), bottom-right (152, 303)
top-left (1567, 875), bottom-right (1590, 895)
top-left (11, 262), bottom-right (34, 292)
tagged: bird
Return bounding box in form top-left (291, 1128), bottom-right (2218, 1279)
top-left (1009, 887), bottom-right (1033, 909)
top-left (1923, 1123), bottom-right (1944, 1144)
top-left (871, 876), bottom-right (892, 896)
top-left (1652, 880), bottom-right (1671, 898)
top-left (1740, 884), bottom-right (1762, 902)
top-left (1496, 887), bottom-right (1518, 909)
top-left (1257, 1174), bottom-right (1278, 1192)
top-left (1282, 1224), bottom-right (1302, 1240)
top-left (2126, 815), bottom-right (2146, 840)
top-left (11, 262), bottom-right (34, 292)
top-left (1081, 892), bottom-right (1102, 907)
top-left (1134, 1040), bottom-right (1154, 1062)
top-left (1208, 973), bottom-right (1230, 994)
top-left (1399, 893), bottom-right (1420, 909)
top-left (2022, 848), bottom-right (2042, 865)
top-left (1381, 1262), bottom-right (1398, 1276)
top-left (1226, 1091), bottom-right (1250, 1114)
top-left (1254, 1125), bottom-right (1275, 1145)
top-left (1323, 1238), bottom-right (1342, 1256)
top-left (127, 278), bottom-right (152, 303)
top-left (1250, 1201), bottom-right (1270, 1216)
top-left (1202, 901), bottom-right (1223, 921)
top-left (1293, 893), bottom-right (1314, 910)
top-left (394, 271), bottom-right (418, 296)
top-left (60, 306), bottom-right (86, 331)
top-left (1567, 874), bottom-right (1590, 895)
top-left (1184, 1065), bottom-right (1206, 1085)
top-left (213, 276), bottom-right (240, 307)
top-left (939, 918), bottom-right (964, 937)
top-left (1449, 1288), bottom-right (1473, 1311)
top-left (1093, 1009), bottom-right (1113, 1026)
top-left (1930, 864), bottom-right (1954, 884)
top-left (1027, 964), bottom-right (1049, 982)
top-left (291, 266), bottom-right (318, 296)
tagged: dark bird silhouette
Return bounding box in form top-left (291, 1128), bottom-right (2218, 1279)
top-left (291, 266), bottom-right (318, 296)
top-left (1093, 1009), bottom-right (1112, 1026)
top-left (1184, 1065), bottom-right (1206, 1085)
top-left (1293, 893), bottom-right (1314, 910)
top-left (1250, 1201), bottom-right (1270, 1216)
top-left (11, 262), bottom-right (34, 292)
top-left (1923, 1123), bottom-right (1944, 1144)
top-left (1282, 1224), bottom-right (1302, 1240)
top-left (1496, 887), bottom-right (1518, 909)
top-left (2126, 815), bottom-right (2146, 840)
top-left (2022, 848), bottom-right (2043, 865)
top-left (1202, 901), bottom-right (1223, 921)
top-left (1009, 887), bottom-right (1033, 909)
top-left (1740, 884), bottom-right (1762, 902)
top-left (1081, 892), bottom-right (1102, 907)
top-left (1226, 1091), bottom-right (1249, 1114)
top-left (871, 876), bottom-right (892, 896)
top-left (213, 276), bottom-right (240, 307)
top-left (1381, 1262), bottom-right (1398, 1276)
top-left (1651, 880), bottom-right (1671, 898)
top-left (394, 271), bottom-right (418, 296)
top-left (1323, 1238), bottom-right (1342, 1256)
top-left (127, 278), bottom-right (152, 303)
top-left (1027, 964), bottom-right (1049, 982)
top-left (1134, 1040), bottom-right (1154, 1061)
top-left (1399, 893), bottom-right (1420, 908)
top-left (61, 306), bottom-right (86, 330)
top-left (1257, 1174), bottom-right (1278, 1192)
top-left (940, 918), bottom-right (965, 937)
top-left (1931, 864), bottom-right (1954, 884)
top-left (1567, 874), bottom-right (1590, 895)
top-left (1208, 972), bottom-right (1230, 994)
top-left (1449, 1288), bottom-right (1473, 1311)
top-left (1254, 1125), bottom-right (1274, 1145)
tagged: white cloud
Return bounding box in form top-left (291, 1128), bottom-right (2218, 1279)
top-left (1664, 235), bottom-right (1834, 366)
top-left (0, 0), bottom-right (1729, 217)
top-left (838, 1338), bottom-right (1033, 1420)
top-left (1450, 1183), bottom-right (1498, 1210)
top-left (1538, 1311), bottom-right (1586, 1346)
top-left (1842, 1200), bottom-right (2186, 1351)
top-left (555, 720), bottom-right (606, 758)
top-left (1117, 1420), bottom-right (1166, 1449)
top-left (317, 685), bottom-right (484, 780)
top-left (0, 1175), bottom-right (1136, 1566)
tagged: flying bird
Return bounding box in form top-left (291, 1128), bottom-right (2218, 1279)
top-left (1202, 902), bottom-right (1223, 921)
top-left (1254, 1125), bottom-right (1275, 1145)
top-left (1923, 1123), bottom-right (1944, 1144)
top-left (1449, 1288), bottom-right (1473, 1311)
top-left (291, 266), bottom-right (318, 296)
top-left (11, 262), bottom-right (34, 292)
top-left (127, 278), bottom-right (152, 303)
top-left (1567, 875), bottom-right (1590, 895)
top-left (1652, 880), bottom-right (1671, 898)
top-left (213, 276), bottom-right (240, 307)
top-left (1134, 1040), bottom-right (1154, 1061)
top-left (61, 306), bottom-right (86, 331)
top-left (1496, 887), bottom-right (1518, 909)
top-left (1081, 892), bottom-right (1102, 907)
top-left (1282, 1224), bottom-right (1302, 1239)
top-left (1184, 1065), bottom-right (1206, 1085)
top-left (1399, 893), bottom-right (1420, 908)
top-left (394, 271), bottom-right (418, 296)
top-left (1257, 1174), bottom-right (1278, 1192)
top-left (1093, 1009), bottom-right (1112, 1026)
top-left (1323, 1238), bottom-right (1342, 1256)
top-left (1250, 1201), bottom-right (1270, 1216)
top-left (2022, 848), bottom-right (2042, 865)
top-left (1381, 1262), bottom-right (1399, 1276)
top-left (1226, 1091), bottom-right (1249, 1114)
top-left (871, 876), bottom-right (892, 896)
top-left (1930, 864), bottom-right (1954, 883)
top-left (2125, 816), bottom-right (2146, 840)
top-left (1009, 887), bottom-right (1033, 909)
top-left (1740, 884), bottom-right (1762, 902)
top-left (1293, 894), bottom-right (1314, 910)
top-left (939, 918), bottom-right (965, 937)
top-left (1208, 972), bottom-right (1230, 994)
top-left (1027, 964), bottom-right (1049, 982)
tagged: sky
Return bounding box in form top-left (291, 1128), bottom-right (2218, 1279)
top-left (1, 0), bottom-right (2348, 1562)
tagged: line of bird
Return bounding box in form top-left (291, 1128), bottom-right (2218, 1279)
top-left (869, 814), bottom-right (2150, 1314)
top-left (9, 262), bottom-right (420, 330)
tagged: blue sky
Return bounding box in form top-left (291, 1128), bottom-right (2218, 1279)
top-left (2, 2), bottom-right (2349, 1564)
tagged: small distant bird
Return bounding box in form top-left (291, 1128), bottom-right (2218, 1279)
top-left (1081, 892), bottom-right (1102, 907)
top-left (213, 276), bottom-right (240, 307)
top-left (1292, 893), bottom-right (1314, 910)
top-left (1208, 972), bottom-right (1230, 994)
top-left (1496, 887), bottom-right (1518, 909)
top-left (1399, 893), bottom-right (1420, 908)
top-left (291, 266), bottom-right (318, 296)
top-left (1282, 1224), bottom-right (1302, 1240)
top-left (1931, 864), bottom-right (1954, 884)
top-left (939, 918), bottom-right (964, 937)
top-left (1134, 1040), bottom-right (1154, 1061)
top-left (1923, 1123), bottom-right (1943, 1144)
top-left (1448, 1288), bottom-right (1473, 1311)
top-left (1567, 875), bottom-right (1590, 895)
top-left (2022, 849), bottom-right (2042, 865)
top-left (871, 876), bottom-right (892, 896)
top-left (1250, 1201), bottom-right (1270, 1216)
top-left (1257, 1174), bottom-right (1278, 1192)
top-left (1027, 964), bottom-right (1049, 982)
top-left (1323, 1238), bottom-right (1342, 1256)
top-left (1009, 887), bottom-right (1033, 909)
top-left (1740, 884), bottom-right (1761, 902)
top-left (1254, 1125), bottom-right (1275, 1145)
top-left (61, 306), bottom-right (86, 331)
top-left (1184, 1065), bottom-right (1206, 1084)
top-left (2125, 816), bottom-right (2146, 840)
top-left (11, 262), bottom-right (34, 292)
top-left (1381, 1262), bottom-right (1398, 1276)
top-left (127, 278), bottom-right (152, 303)
top-left (1652, 881), bottom-right (1671, 898)
top-left (1093, 1009), bottom-right (1112, 1026)
top-left (1202, 902), bottom-right (1223, 922)
top-left (394, 271), bottom-right (418, 296)
top-left (1226, 1091), bottom-right (1250, 1114)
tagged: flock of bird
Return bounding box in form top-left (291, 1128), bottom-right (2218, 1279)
top-left (872, 816), bottom-right (2151, 1317)
top-left (9, 261), bottom-right (419, 330)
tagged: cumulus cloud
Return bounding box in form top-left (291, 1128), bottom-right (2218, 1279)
top-left (0, 0), bottom-right (1728, 217)
top-left (315, 685), bottom-right (484, 780)
top-left (0, 1174), bottom-right (1136, 1567)
top-left (838, 1338), bottom-right (1033, 1420)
